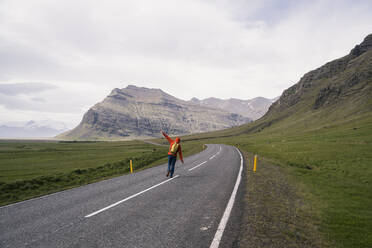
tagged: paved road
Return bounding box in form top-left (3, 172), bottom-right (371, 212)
top-left (0, 144), bottom-right (244, 248)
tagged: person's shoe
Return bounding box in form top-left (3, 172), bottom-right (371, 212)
top-left (166, 171), bottom-right (170, 177)
top-left (170, 174), bottom-right (173, 178)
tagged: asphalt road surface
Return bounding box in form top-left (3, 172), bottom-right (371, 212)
top-left (0, 144), bottom-right (244, 248)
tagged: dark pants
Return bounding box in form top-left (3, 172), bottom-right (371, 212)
top-left (167, 155), bottom-right (177, 177)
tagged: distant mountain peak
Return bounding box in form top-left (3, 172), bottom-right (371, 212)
top-left (60, 87), bottom-right (252, 140)
top-left (189, 96), bottom-right (275, 120)
top-left (106, 85), bottom-right (178, 105)
top-left (126, 84), bottom-right (139, 89)
top-left (125, 84), bottom-right (164, 93)
top-left (0, 120), bottom-right (69, 138)
top-left (26, 120), bottom-right (36, 126)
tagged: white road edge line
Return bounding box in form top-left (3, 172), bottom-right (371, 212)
top-left (209, 147), bottom-right (243, 248)
top-left (188, 161), bottom-right (208, 171)
top-left (85, 175), bottom-right (180, 218)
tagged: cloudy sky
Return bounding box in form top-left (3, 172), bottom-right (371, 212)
top-left (1, 0), bottom-right (372, 127)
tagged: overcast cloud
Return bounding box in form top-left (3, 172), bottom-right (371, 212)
top-left (0, 0), bottom-right (372, 127)
top-left (0, 82), bottom-right (57, 95)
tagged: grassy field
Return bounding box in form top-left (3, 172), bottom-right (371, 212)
top-left (0, 140), bottom-right (162, 183)
top-left (235, 119), bottom-right (372, 247)
top-left (0, 139), bottom-right (204, 206)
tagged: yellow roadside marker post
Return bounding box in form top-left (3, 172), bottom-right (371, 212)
top-left (130, 160), bottom-right (133, 173)
top-left (253, 155), bottom-right (258, 172)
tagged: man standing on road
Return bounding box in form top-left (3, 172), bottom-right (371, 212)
top-left (161, 131), bottom-right (184, 178)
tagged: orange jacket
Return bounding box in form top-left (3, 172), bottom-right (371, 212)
top-left (162, 131), bottom-right (183, 162)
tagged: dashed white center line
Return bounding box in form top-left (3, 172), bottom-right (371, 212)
top-left (86, 145), bottom-right (224, 218)
top-left (188, 161), bottom-right (208, 171)
top-left (85, 175), bottom-right (179, 218)
top-left (209, 147), bottom-right (221, 160)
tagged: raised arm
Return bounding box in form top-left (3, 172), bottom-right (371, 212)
top-left (161, 131), bottom-right (173, 144)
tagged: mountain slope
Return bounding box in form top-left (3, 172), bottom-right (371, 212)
top-left (266, 34), bottom-right (371, 124)
top-left (59, 85), bottom-right (251, 140)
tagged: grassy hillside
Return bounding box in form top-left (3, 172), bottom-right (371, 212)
top-left (178, 34), bottom-right (372, 247)
top-left (227, 115), bottom-right (371, 247)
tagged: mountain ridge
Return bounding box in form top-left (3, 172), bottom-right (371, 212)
top-left (267, 34), bottom-right (372, 119)
top-left (59, 85), bottom-right (256, 140)
top-left (0, 120), bottom-right (68, 138)
top-left (190, 96), bottom-right (276, 120)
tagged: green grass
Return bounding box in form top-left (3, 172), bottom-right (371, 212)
top-left (0, 140), bottom-right (204, 206)
top-left (0, 140), bottom-right (161, 182)
top-left (240, 121), bottom-right (372, 247)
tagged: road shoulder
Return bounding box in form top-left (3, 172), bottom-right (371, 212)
top-left (218, 148), bottom-right (246, 248)
top-left (234, 151), bottom-right (325, 248)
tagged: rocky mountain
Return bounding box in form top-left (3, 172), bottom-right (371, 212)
top-left (0, 120), bottom-right (69, 138)
top-left (190, 96), bottom-right (276, 120)
top-left (245, 33), bottom-right (372, 133)
top-left (59, 85), bottom-right (252, 140)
